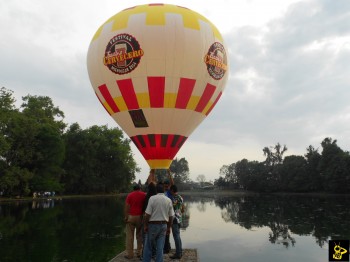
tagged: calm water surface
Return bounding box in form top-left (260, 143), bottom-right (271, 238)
top-left (0, 194), bottom-right (349, 262)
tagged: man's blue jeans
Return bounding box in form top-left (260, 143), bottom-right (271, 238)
top-left (172, 222), bottom-right (182, 256)
top-left (143, 224), bottom-right (167, 262)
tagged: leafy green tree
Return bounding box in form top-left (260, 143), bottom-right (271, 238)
top-left (20, 95), bottom-right (66, 193)
top-left (319, 138), bottom-right (350, 193)
top-left (304, 145), bottom-right (322, 191)
top-left (63, 124), bottom-right (138, 194)
top-left (235, 159), bottom-right (263, 190)
top-left (261, 143), bottom-right (288, 192)
top-left (263, 143), bottom-right (287, 166)
top-left (247, 161), bottom-right (267, 191)
top-left (21, 95), bottom-right (66, 132)
top-left (0, 88), bottom-right (34, 195)
top-left (280, 155), bottom-right (308, 192)
top-left (170, 157), bottom-right (190, 184)
top-left (0, 87), bottom-right (16, 170)
top-left (219, 163), bottom-right (238, 188)
top-left (60, 123), bottom-right (83, 193)
top-left (214, 176), bottom-right (227, 188)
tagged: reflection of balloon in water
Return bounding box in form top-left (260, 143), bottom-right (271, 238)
top-left (87, 4), bottom-right (229, 169)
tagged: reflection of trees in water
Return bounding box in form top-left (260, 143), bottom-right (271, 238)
top-left (180, 195), bottom-right (214, 230)
top-left (0, 197), bottom-right (125, 261)
top-left (32, 199), bottom-right (56, 209)
top-left (268, 222), bottom-right (295, 248)
top-left (212, 195), bottom-right (350, 248)
top-left (197, 201), bottom-right (207, 212)
top-left (182, 195), bottom-right (213, 213)
top-left (221, 201), bottom-right (239, 223)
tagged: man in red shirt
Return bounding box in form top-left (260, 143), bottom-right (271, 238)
top-left (124, 183), bottom-right (146, 259)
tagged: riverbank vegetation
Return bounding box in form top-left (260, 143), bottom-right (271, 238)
top-left (215, 139), bottom-right (350, 193)
top-left (0, 87), bottom-right (137, 197)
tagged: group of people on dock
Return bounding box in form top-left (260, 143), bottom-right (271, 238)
top-left (124, 169), bottom-right (184, 262)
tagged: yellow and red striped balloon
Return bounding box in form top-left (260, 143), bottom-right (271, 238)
top-left (87, 3), bottom-right (229, 169)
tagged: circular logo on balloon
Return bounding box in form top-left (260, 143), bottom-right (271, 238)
top-left (103, 33), bottom-right (144, 75)
top-left (204, 42), bottom-right (228, 80)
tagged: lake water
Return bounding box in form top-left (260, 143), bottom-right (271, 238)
top-left (0, 193), bottom-right (349, 262)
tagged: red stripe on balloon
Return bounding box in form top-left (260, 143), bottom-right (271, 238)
top-left (148, 134), bottom-right (159, 160)
top-left (195, 83), bottom-right (216, 113)
top-left (179, 137), bottom-right (188, 151)
top-left (154, 134), bottom-right (167, 158)
top-left (130, 134), bottom-right (187, 160)
top-left (131, 137), bottom-right (141, 149)
top-left (166, 134), bottom-right (175, 158)
top-left (175, 78), bottom-right (196, 109)
top-left (95, 92), bottom-right (111, 115)
top-left (117, 79), bottom-right (139, 110)
top-left (98, 84), bottom-right (120, 113)
top-left (148, 77), bottom-right (165, 108)
top-left (132, 135), bottom-right (148, 160)
top-left (163, 135), bottom-right (173, 158)
top-left (168, 135), bottom-right (182, 158)
top-left (176, 136), bottom-right (187, 148)
top-left (206, 91), bottom-right (222, 116)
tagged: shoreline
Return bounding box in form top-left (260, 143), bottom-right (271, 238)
top-left (1, 190), bottom-right (348, 203)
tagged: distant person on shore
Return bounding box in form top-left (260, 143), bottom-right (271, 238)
top-left (169, 184), bottom-right (184, 259)
top-left (143, 183), bottom-right (174, 262)
top-left (124, 183), bottom-right (146, 259)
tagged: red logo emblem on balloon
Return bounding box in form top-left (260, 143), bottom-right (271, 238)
top-left (103, 33), bottom-right (144, 75)
top-left (204, 42), bottom-right (228, 80)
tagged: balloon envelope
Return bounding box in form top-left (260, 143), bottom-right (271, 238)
top-left (87, 4), bottom-right (228, 169)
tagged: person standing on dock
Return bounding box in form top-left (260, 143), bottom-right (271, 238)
top-left (163, 169), bottom-right (174, 254)
top-left (140, 181), bottom-right (158, 260)
top-left (124, 183), bottom-right (146, 259)
top-left (143, 183), bottom-right (174, 262)
top-left (169, 184), bottom-right (184, 259)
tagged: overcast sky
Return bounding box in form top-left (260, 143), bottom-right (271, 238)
top-left (1, 0), bottom-right (350, 183)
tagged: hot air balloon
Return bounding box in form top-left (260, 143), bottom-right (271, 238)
top-left (87, 3), bottom-right (228, 170)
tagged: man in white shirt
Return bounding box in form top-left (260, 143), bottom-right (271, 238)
top-left (142, 184), bottom-right (174, 262)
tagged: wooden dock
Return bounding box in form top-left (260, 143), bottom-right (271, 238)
top-left (109, 249), bottom-right (198, 262)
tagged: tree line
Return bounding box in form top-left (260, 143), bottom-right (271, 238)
top-left (215, 139), bottom-right (350, 193)
top-left (2, 86), bottom-right (349, 196)
top-left (0, 87), bottom-right (138, 197)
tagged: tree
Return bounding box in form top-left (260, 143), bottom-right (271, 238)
top-left (0, 88), bottom-right (140, 196)
top-left (261, 143), bottom-right (288, 192)
top-left (235, 159), bottom-right (255, 190)
top-left (219, 163), bottom-right (237, 188)
top-left (62, 124), bottom-right (138, 194)
top-left (196, 174), bottom-right (206, 186)
top-left (280, 155), bottom-right (308, 192)
top-left (304, 145), bottom-right (322, 191)
top-left (21, 95), bottom-right (66, 132)
top-left (263, 143), bottom-right (288, 166)
top-left (214, 176), bottom-right (227, 188)
top-left (0, 87), bottom-right (16, 165)
top-left (20, 95), bottom-right (66, 193)
top-left (170, 157), bottom-right (190, 184)
top-left (319, 138), bottom-right (350, 193)
top-left (0, 88), bottom-right (34, 195)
